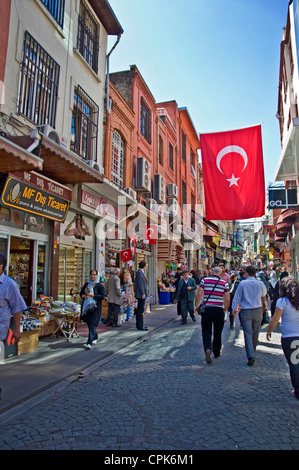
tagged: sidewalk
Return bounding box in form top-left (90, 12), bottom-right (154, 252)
top-left (0, 303), bottom-right (178, 415)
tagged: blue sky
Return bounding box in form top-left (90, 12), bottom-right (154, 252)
top-left (107, 0), bottom-right (289, 187)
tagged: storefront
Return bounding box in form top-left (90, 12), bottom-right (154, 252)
top-left (58, 209), bottom-right (94, 301)
top-left (0, 171), bottom-right (71, 304)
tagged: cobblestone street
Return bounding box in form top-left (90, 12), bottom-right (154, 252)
top-left (0, 316), bottom-right (299, 451)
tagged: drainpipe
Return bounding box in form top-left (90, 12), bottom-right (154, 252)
top-left (104, 34), bottom-right (121, 176)
top-left (106, 34), bottom-right (121, 113)
top-left (27, 128), bottom-right (41, 153)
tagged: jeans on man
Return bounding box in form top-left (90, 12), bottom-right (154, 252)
top-left (239, 308), bottom-right (262, 360)
top-left (107, 303), bottom-right (120, 325)
top-left (201, 306), bottom-right (225, 357)
top-left (180, 300), bottom-right (195, 322)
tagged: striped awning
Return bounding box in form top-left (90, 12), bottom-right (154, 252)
top-left (157, 240), bottom-right (184, 262)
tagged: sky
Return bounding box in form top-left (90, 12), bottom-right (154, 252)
top-left (107, 0), bottom-right (289, 188)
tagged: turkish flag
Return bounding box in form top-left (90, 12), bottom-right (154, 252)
top-left (121, 249), bottom-right (132, 263)
top-left (129, 234), bottom-right (136, 260)
top-left (200, 125), bottom-right (265, 220)
top-left (144, 224), bottom-right (158, 244)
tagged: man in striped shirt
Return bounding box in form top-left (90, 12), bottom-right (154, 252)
top-left (195, 266), bottom-right (230, 364)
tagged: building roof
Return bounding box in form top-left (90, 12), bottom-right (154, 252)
top-left (89, 0), bottom-right (124, 35)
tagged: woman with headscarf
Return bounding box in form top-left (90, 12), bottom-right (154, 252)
top-left (80, 269), bottom-right (106, 349)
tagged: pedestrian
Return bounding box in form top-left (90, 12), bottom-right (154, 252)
top-left (0, 252), bottom-right (27, 400)
top-left (175, 271), bottom-right (198, 324)
top-left (228, 273), bottom-right (240, 329)
top-left (106, 268), bottom-right (122, 327)
top-left (220, 264), bottom-right (230, 283)
top-left (195, 266), bottom-right (230, 363)
top-left (191, 270), bottom-right (200, 286)
top-left (266, 276), bottom-right (299, 400)
top-left (270, 271), bottom-right (289, 317)
top-left (232, 265), bottom-right (267, 366)
top-left (134, 261), bottom-right (148, 331)
top-left (174, 268), bottom-right (183, 316)
top-left (80, 269), bottom-right (106, 349)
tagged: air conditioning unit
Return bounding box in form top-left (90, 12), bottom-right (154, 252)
top-left (37, 124), bottom-right (68, 150)
top-left (86, 160), bottom-right (104, 174)
top-left (136, 157), bottom-right (151, 192)
top-left (153, 174), bottom-right (166, 204)
top-left (146, 198), bottom-right (157, 210)
top-left (124, 187), bottom-right (137, 200)
top-left (168, 198), bottom-right (179, 215)
top-left (168, 183), bottom-right (178, 198)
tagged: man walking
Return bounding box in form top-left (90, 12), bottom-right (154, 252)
top-left (134, 261), bottom-right (148, 331)
top-left (106, 268), bottom-right (122, 327)
top-left (0, 252), bottom-right (27, 399)
top-left (195, 266), bottom-right (230, 363)
top-left (232, 265), bottom-right (267, 366)
top-left (175, 271), bottom-right (197, 324)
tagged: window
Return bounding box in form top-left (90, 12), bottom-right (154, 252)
top-left (18, 32), bottom-right (60, 127)
top-left (169, 142), bottom-right (174, 171)
top-left (182, 179), bottom-right (187, 206)
top-left (159, 136), bottom-right (163, 165)
top-left (111, 130), bottom-right (125, 188)
top-left (40, 0), bottom-right (65, 28)
top-left (140, 97), bottom-right (152, 143)
top-left (77, 1), bottom-right (99, 73)
top-left (71, 85), bottom-right (99, 161)
top-left (182, 131), bottom-right (186, 163)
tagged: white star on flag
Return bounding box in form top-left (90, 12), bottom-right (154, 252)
top-left (226, 174), bottom-right (240, 187)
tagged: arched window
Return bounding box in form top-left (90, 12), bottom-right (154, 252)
top-left (112, 130), bottom-right (125, 188)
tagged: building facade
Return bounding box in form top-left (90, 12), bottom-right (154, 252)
top-left (0, 0), bottom-right (123, 303)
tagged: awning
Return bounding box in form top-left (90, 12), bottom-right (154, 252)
top-left (39, 136), bottom-right (104, 185)
top-left (0, 136), bottom-right (43, 173)
top-left (275, 117), bottom-right (299, 181)
top-left (157, 240), bottom-right (184, 263)
top-left (279, 207), bottom-right (299, 222)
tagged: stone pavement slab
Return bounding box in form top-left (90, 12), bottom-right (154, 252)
top-left (0, 303), bottom-right (177, 414)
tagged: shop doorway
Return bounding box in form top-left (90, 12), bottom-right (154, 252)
top-left (8, 236), bottom-right (34, 305)
top-left (58, 246), bottom-right (92, 301)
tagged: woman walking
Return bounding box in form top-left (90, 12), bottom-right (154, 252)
top-left (267, 276), bottom-right (299, 400)
top-left (80, 270), bottom-right (106, 349)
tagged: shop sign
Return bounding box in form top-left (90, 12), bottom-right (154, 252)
top-left (268, 187), bottom-right (298, 209)
top-left (220, 239), bottom-right (231, 248)
top-left (1, 175), bottom-right (70, 222)
top-left (81, 189), bottom-right (118, 218)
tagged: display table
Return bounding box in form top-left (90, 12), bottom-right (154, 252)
top-left (51, 311), bottom-right (80, 340)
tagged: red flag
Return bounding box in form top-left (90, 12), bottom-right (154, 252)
top-left (200, 125), bottom-right (265, 220)
top-left (129, 234), bottom-right (136, 260)
top-left (144, 224), bottom-right (158, 244)
top-left (121, 249), bottom-right (132, 263)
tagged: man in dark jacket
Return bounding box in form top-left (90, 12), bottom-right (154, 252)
top-left (134, 261), bottom-right (148, 331)
top-left (175, 271), bottom-right (197, 324)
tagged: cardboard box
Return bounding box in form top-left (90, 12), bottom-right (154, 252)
top-left (18, 330), bottom-right (39, 356)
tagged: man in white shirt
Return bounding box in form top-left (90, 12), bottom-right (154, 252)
top-left (232, 265), bottom-right (267, 366)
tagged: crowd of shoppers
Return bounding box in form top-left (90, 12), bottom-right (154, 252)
top-left (1, 247), bottom-right (298, 402)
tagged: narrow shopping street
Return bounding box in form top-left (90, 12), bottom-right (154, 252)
top-left (0, 308), bottom-right (298, 451)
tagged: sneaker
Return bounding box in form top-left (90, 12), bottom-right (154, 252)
top-left (247, 358), bottom-right (255, 366)
top-left (84, 344), bottom-right (92, 350)
top-left (205, 349), bottom-right (212, 364)
top-left (92, 339), bottom-right (98, 344)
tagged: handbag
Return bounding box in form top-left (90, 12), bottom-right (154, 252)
top-left (198, 278), bottom-right (220, 315)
